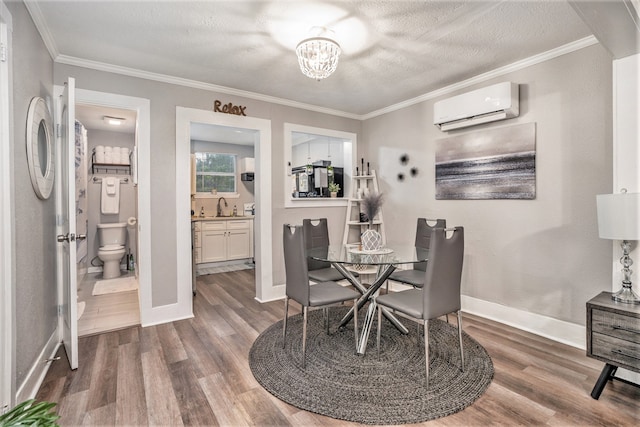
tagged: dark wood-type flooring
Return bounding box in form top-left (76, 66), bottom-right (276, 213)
top-left (37, 270), bottom-right (640, 425)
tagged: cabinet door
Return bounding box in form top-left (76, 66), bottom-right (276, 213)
top-left (227, 229), bottom-right (251, 260)
top-left (201, 230), bottom-right (226, 262)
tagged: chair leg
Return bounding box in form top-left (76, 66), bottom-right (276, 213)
top-left (457, 310), bottom-right (465, 372)
top-left (445, 313), bottom-right (449, 323)
top-left (353, 298), bottom-right (359, 352)
top-left (282, 297), bottom-right (289, 348)
top-left (376, 304), bottom-right (382, 358)
top-left (302, 306), bottom-right (308, 369)
top-left (424, 319), bottom-right (429, 388)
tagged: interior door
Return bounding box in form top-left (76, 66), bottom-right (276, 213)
top-left (56, 77), bottom-right (78, 369)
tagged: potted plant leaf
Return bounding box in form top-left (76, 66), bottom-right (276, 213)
top-left (328, 182), bottom-right (340, 198)
top-left (0, 399), bottom-right (60, 426)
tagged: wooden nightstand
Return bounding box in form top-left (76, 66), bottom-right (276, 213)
top-left (586, 292), bottom-right (640, 399)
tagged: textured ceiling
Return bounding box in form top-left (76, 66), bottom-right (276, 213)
top-left (32, 0), bottom-right (593, 117)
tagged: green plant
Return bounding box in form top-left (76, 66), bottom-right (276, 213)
top-left (328, 182), bottom-right (340, 193)
top-left (0, 399), bottom-right (59, 427)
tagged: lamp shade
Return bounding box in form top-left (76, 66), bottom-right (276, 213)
top-left (596, 192), bottom-right (640, 240)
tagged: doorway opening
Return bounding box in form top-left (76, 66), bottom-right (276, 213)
top-left (73, 88), bottom-right (151, 332)
top-left (176, 107), bottom-right (274, 304)
top-left (75, 103), bottom-right (140, 336)
top-left (191, 124), bottom-right (256, 279)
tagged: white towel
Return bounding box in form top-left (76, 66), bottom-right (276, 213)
top-left (101, 177), bottom-right (120, 214)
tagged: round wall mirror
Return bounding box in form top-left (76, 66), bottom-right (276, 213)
top-left (26, 97), bottom-right (55, 200)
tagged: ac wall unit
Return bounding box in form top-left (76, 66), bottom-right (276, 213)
top-left (433, 82), bottom-right (519, 131)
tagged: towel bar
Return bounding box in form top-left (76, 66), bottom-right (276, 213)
top-left (92, 177), bottom-right (129, 184)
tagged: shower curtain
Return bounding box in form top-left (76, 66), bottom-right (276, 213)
top-left (75, 120), bottom-right (88, 262)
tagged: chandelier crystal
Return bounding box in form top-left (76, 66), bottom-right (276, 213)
top-left (296, 28), bottom-right (341, 80)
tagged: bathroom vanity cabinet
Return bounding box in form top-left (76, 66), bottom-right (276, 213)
top-left (194, 218), bottom-right (253, 264)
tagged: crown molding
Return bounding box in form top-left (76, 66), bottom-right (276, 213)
top-left (55, 35), bottom-right (598, 122)
top-left (23, 0), bottom-right (58, 60)
top-left (54, 55), bottom-right (362, 120)
top-left (361, 35), bottom-right (600, 120)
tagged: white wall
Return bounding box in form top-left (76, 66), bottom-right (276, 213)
top-left (363, 43), bottom-right (613, 331)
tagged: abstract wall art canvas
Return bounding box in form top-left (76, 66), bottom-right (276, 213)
top-left (435, 122), bottom-right (536, 200)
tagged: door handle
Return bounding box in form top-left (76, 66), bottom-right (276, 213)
top-left (57, 233), bottom-right (76, 243)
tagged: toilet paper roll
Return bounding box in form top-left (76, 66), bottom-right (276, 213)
top-left (127, 217), bottom-right (137, 226)
top-left (95, 145), bottom-right (105, 163)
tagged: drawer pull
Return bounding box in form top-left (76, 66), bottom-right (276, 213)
top-left (611, 348), bottom-right (640, 361)
top-left (612, 325), bottom-right (640, 335)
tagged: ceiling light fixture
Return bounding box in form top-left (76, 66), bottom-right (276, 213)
top-left (296, 27), bottom-right (341, 81)
top-left (103, 116), bottom-right (125, 126)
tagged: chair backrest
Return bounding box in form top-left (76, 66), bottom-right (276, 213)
top-left (422, 227), bottom-right (464, 319)
top-left (302, 218), bottom-right (331, 271)
top-left (414, 218), bottom-right (446, 271)
top-left (283, 224), bottom-right (310, 305)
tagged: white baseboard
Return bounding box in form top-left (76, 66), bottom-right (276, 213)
top-left (16, 331), bottom-right (60, 403)
top-left (255, 283), bottom-right (285, 303)
top-left (461, 295), bottom-right (586, 349)
top-left (615, 368), bottom-right (640, 385)
top-left (254, 283), bottom-right (587, 350)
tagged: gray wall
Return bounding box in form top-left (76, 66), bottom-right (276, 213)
top-left (85, 129), bottom-right (137, 269)
top-left (362, 44), bottom-right (613, 325)
top-left (53, 63), bottom-right (361, 306)
top-left (7, 1), bottom-right (57, 389)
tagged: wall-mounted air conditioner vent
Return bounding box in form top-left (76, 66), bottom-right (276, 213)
top-left (433, 82), bottom-right (519, 131)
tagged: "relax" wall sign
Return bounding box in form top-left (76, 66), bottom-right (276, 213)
top-left (213, 100), bottom-right (247, 116)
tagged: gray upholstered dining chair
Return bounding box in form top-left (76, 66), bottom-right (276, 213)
top-left (387, 218), bottom-right (446, 289)
top-left (282, 224), bottom-right (359, 368)
top-left (302, 218), bottom-right (357, 283)
top-left (375, 226), bottom-right (464, 387)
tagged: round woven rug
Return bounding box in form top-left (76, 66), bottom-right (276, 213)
top-left (249, 307), bottom-right (494, 425)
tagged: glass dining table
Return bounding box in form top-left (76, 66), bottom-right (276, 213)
top-left (307, 244), bottom-right (429, 354)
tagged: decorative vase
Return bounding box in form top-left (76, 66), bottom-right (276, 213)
top-left (361, 228), bottom-right (382, 251)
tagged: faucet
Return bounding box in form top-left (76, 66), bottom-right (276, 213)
top-left (217, 196), bottom-right (228, 217)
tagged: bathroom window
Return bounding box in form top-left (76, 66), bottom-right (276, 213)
top-left (194, 152), bottom-right (236, 193)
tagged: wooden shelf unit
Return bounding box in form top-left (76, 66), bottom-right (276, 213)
top-left (341, 170), bottom-right (386, 248)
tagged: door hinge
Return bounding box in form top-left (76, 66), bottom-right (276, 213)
top-left (57, 305), bottom-right (63, 316)
top-left (0, 43), bottom-right (6, 62)
top-left (56, 123), bottom-right (62, 138)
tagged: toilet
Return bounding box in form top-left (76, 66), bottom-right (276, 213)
top-left (97, 222), bottom-right (127, 279)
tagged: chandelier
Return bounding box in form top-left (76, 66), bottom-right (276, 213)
top-left (296, 27), bottom-right (341, 80)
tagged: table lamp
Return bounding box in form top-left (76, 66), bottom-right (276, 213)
top-left (596, 190), bottom-right (640, 304)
